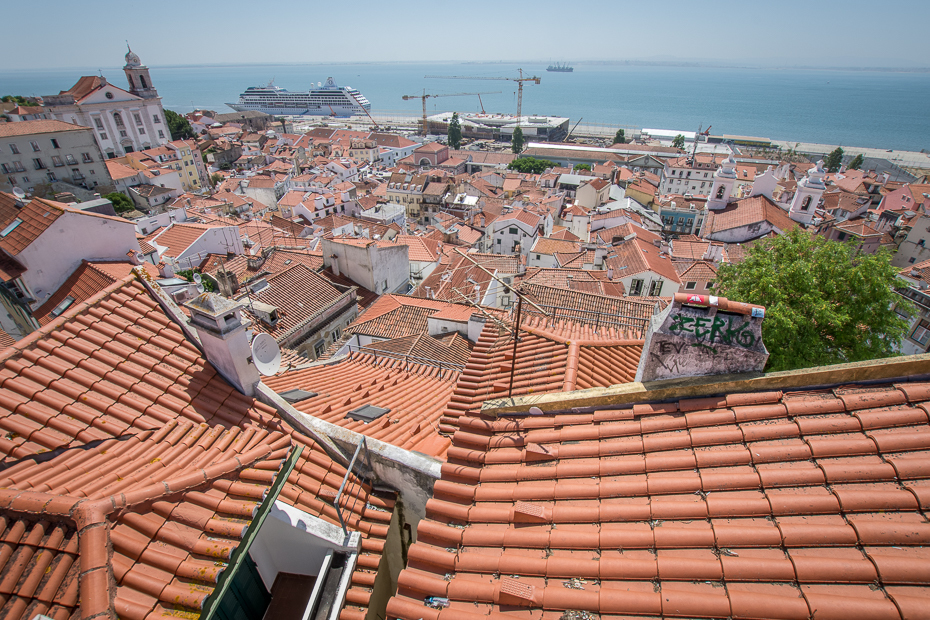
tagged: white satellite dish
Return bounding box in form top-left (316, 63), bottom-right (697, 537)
top-left (12, 187), bottom-right (27, 200)
top-left (196, 283), bottom-right (206, 294)
top-left (193, 272), bottom-right (202, 284)
top-left (251, 333), bottom-right (281, 376)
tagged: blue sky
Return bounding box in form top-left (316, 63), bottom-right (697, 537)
top-left (7, 0), bottom-right (929, 69)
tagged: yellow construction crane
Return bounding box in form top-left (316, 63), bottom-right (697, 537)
top-left (424, 69), bottom-right (541, 118)
top-left (401, 90), bottom-right (501, 136)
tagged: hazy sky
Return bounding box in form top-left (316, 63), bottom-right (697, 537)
top-left (6, 0), bottom-right (929, 70)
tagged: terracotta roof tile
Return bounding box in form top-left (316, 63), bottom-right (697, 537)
top-left (0, 273), bottom-right (395, 620)
top-left (0, 119), bottom-right (90, 137)
top-left (150, 222), bottom-right (217, 258)
top-left (266, 351), bottom-right (460, 457)
top-left (389, 378), bottom-right (930, 620)
top-left (32, 261), bottom-right (157, 326)
top-left (0, 193), bottom-right (70, 256)
top-left (703, 195), bottom-right (799, 238)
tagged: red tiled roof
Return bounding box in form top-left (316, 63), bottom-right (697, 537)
top-left (605, 237), bottom-right (681, 283)
top-left (704, 195), bottom-right (798, 237)
top-left (150, 222), bottom-right (216, 258)
top-left (392, 235), bottom-right (440, 262)
top-left (0, 274), bottom-right (392, 620)
top-left (675, 259), bottom-right (719, 282)
top-left (390, 379), bottom-right (930, 620)
top-left (521, 283), bottom-right (655, 335)
top-left (244, 263), bottom-right (349, 340)
top-left (0, 193), bottom-right (68, 256)
top-left (0, 119), bottom-right (90, 137)
top-left (265, 351), bottom-right (460, 457)
top-left (437, 317), bottom-right (643, 436)
top-left (531, 237), bottom-right (581, 256)
top-left (348, 295), bottom-right (473, 340)
top-left (32, 260), bottom-right (156, 326)
top-left (0, 329), bottom-right (14, 350)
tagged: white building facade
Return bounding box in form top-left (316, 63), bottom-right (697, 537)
top-left (42, 47), bottom-right (169, 158)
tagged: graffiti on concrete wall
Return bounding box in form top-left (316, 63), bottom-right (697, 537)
top-left (668, 313), bottom-right (757, 348)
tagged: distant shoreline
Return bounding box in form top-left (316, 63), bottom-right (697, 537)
top-left (4, 61), bottom-right (929, 74)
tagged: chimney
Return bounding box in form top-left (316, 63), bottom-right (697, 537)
top-left (635, 293), bottom-right (768, 382)
top-left (215, 268), bottom-right (239, 297)
top-left (184, 294), bottom-right (261, 396)
top-left (157, 261), bottom-right (175, 278)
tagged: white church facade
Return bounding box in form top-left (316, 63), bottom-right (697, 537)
top-left (42, 47), bottom-right (169, 158)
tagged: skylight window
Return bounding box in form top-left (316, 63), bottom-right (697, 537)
top-left (0, 218), bottom-right (23, 237)
top-left (50, 296), bottom-right (75, 317)
top-left (345, 404), bottom-right (390, 423)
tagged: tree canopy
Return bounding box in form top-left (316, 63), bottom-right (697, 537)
top-left (507, 157), bottom-right (556, 175)
top-left (848, 153), bottom-right (865, 170)
top-left (613, 129), bottom-right (625, 144)
top-left (511, 127), bottom-right (525, 155)
top-left (1, 95), bottom-right (38, 107)
top-left (164, 109), bottom-right (195, 141)
top-left (573, 163), bottom-right (592, 171)
top-left (714, 228), bottom-right (912, 372)
top-left (103, 192), bottom-right (135, 214)
top-left (824, 147), bottom-right (845, 172)
top-left (672, 134), bottom-right (685, 149)
top-left (447, 112), bottom-right (463, 150)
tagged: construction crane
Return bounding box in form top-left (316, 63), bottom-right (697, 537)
top-left (425, 69), bottom-right (541, 118)
top-left (401, 90), bottom-right (501, 136)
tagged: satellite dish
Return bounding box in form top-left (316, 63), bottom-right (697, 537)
top-left (12, 187), bottom-right (26, 200)
top-left (196, 283), bottom-right (206, 294)
top-left (251, 333), bottom-right (281, 376)
top-left (193, 273), bottom-right (202, 284)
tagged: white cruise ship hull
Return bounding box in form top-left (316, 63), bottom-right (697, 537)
top-left (227, 77), bottom-right (371, 118)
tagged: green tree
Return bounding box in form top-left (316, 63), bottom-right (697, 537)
top-left (672, 134), bottom-right (685, 149)
top-left (824, 147), bottom-right (845, 172)
top-left (714, 228), bottom-right (912, 372)
top-left (209, 173), bottom-right (224, 188)
top-left (573, 163), bottom-right (592, 171)
top-left (613, 129), bottom-right (625, 144)
top-left (848, 153), bottom-right (865, 170)
top-left (1, 95), bottom-right (38, 107)
top-left (507, 157), bottom-right (556, 174)
top-left (511, 127), bottom-right (525, 155)
top-left (104, 192), bottom-right (135, 214)
top-left (447, 112), bottom-right (463, 150)
top-left (164, 109), bottom-right (195, 141)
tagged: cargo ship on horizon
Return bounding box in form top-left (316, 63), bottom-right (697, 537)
top-left (546, 62), bottom-right (574, 73)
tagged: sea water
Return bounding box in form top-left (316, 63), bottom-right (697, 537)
top-left (2, 62), bottom-right (928, 152)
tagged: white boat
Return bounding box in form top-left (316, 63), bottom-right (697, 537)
top-left (227, 77), bottom-right (371, 117)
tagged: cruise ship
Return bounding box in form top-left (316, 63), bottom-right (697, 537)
top-left (227, 77), bottom-right (371, 117)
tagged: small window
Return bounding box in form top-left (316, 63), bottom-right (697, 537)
top-left (94, 117), bottom-right (104, 129)
top-left (1, 218), bottom-right (24, 237)
top-left (535, 254), bottom-right (541, 260)
top-left (134, 113), bottom-right (143, 126)
top-left (509, 227), bottom-right (518, 234)
top-left (707, 281), bottom-right (715, 289)
top-left (912, 323), bottom-right (930, 346)
top-left (153, 114), bottom-right (161, 124)
top-left (82, 153), bottom-right (93, 163)
top-left (313, 340), bottom-right (326, 358)
top-left (51, 156), bottom-right (63, 167)
top-left (100, 133), bottom-right (108, 141)
top-left (158, 130), bottom-right (165, 139)
top-left (345, 404), bottom-right (391, 423)
top-left (909, 257), bottom-right (917, 264)
top-left (920, 240), bottom-right (926, 248)
top-left (51, 139), bottom-right (60, 149)
top-left (9, 144), bottom-right (19, 154)
top-left (65, 154), bottom-right (77, 165)
top-left (685, 282), bottom-right (697, 290)
top-left (837, 232), bottom-right (847, 241)
top-left (30, 141), bottom-right (40, 152)
top-left (50, 296), bottom-right (76, 317)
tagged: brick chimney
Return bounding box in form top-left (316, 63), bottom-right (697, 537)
top-left (635, 293), bottom-right (768, 382)
top-left (184, 293), bottom-right (261, 396)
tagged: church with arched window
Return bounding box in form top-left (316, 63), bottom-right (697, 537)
top-left (42, 46), bottom-right (169, 158)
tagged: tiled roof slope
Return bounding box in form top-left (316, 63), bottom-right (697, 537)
top-left (361, 332), bottom-right (472, 369)
top-left (0, 328), bottom-right (14, 350)
top-left (32, 260), bottom-right (157, 326)
top-left (347, 295), bottom-right (475, 340)
top-left (439, 318), bottom-right (643, 436)
top-left (0, 275), bottom-right (394, 620)
top-left (244, 263), bottom-right (348, 340)
top-left (521, 283), bottom-right (657, 336)
top-left (0, 419), bottom-right (290, 620)
top-left (265, 352), bottom-right (459, 458)
top-left (390, 381), bottom-right (930, 620)
top-left (0, 193), bottom-right (69, 256)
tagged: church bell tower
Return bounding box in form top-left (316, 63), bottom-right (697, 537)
top-left (123, 44), bottom-right (158, 100)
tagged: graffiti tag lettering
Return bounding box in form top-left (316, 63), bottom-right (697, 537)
top-left (668, 313), bottom-right (756, 348)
